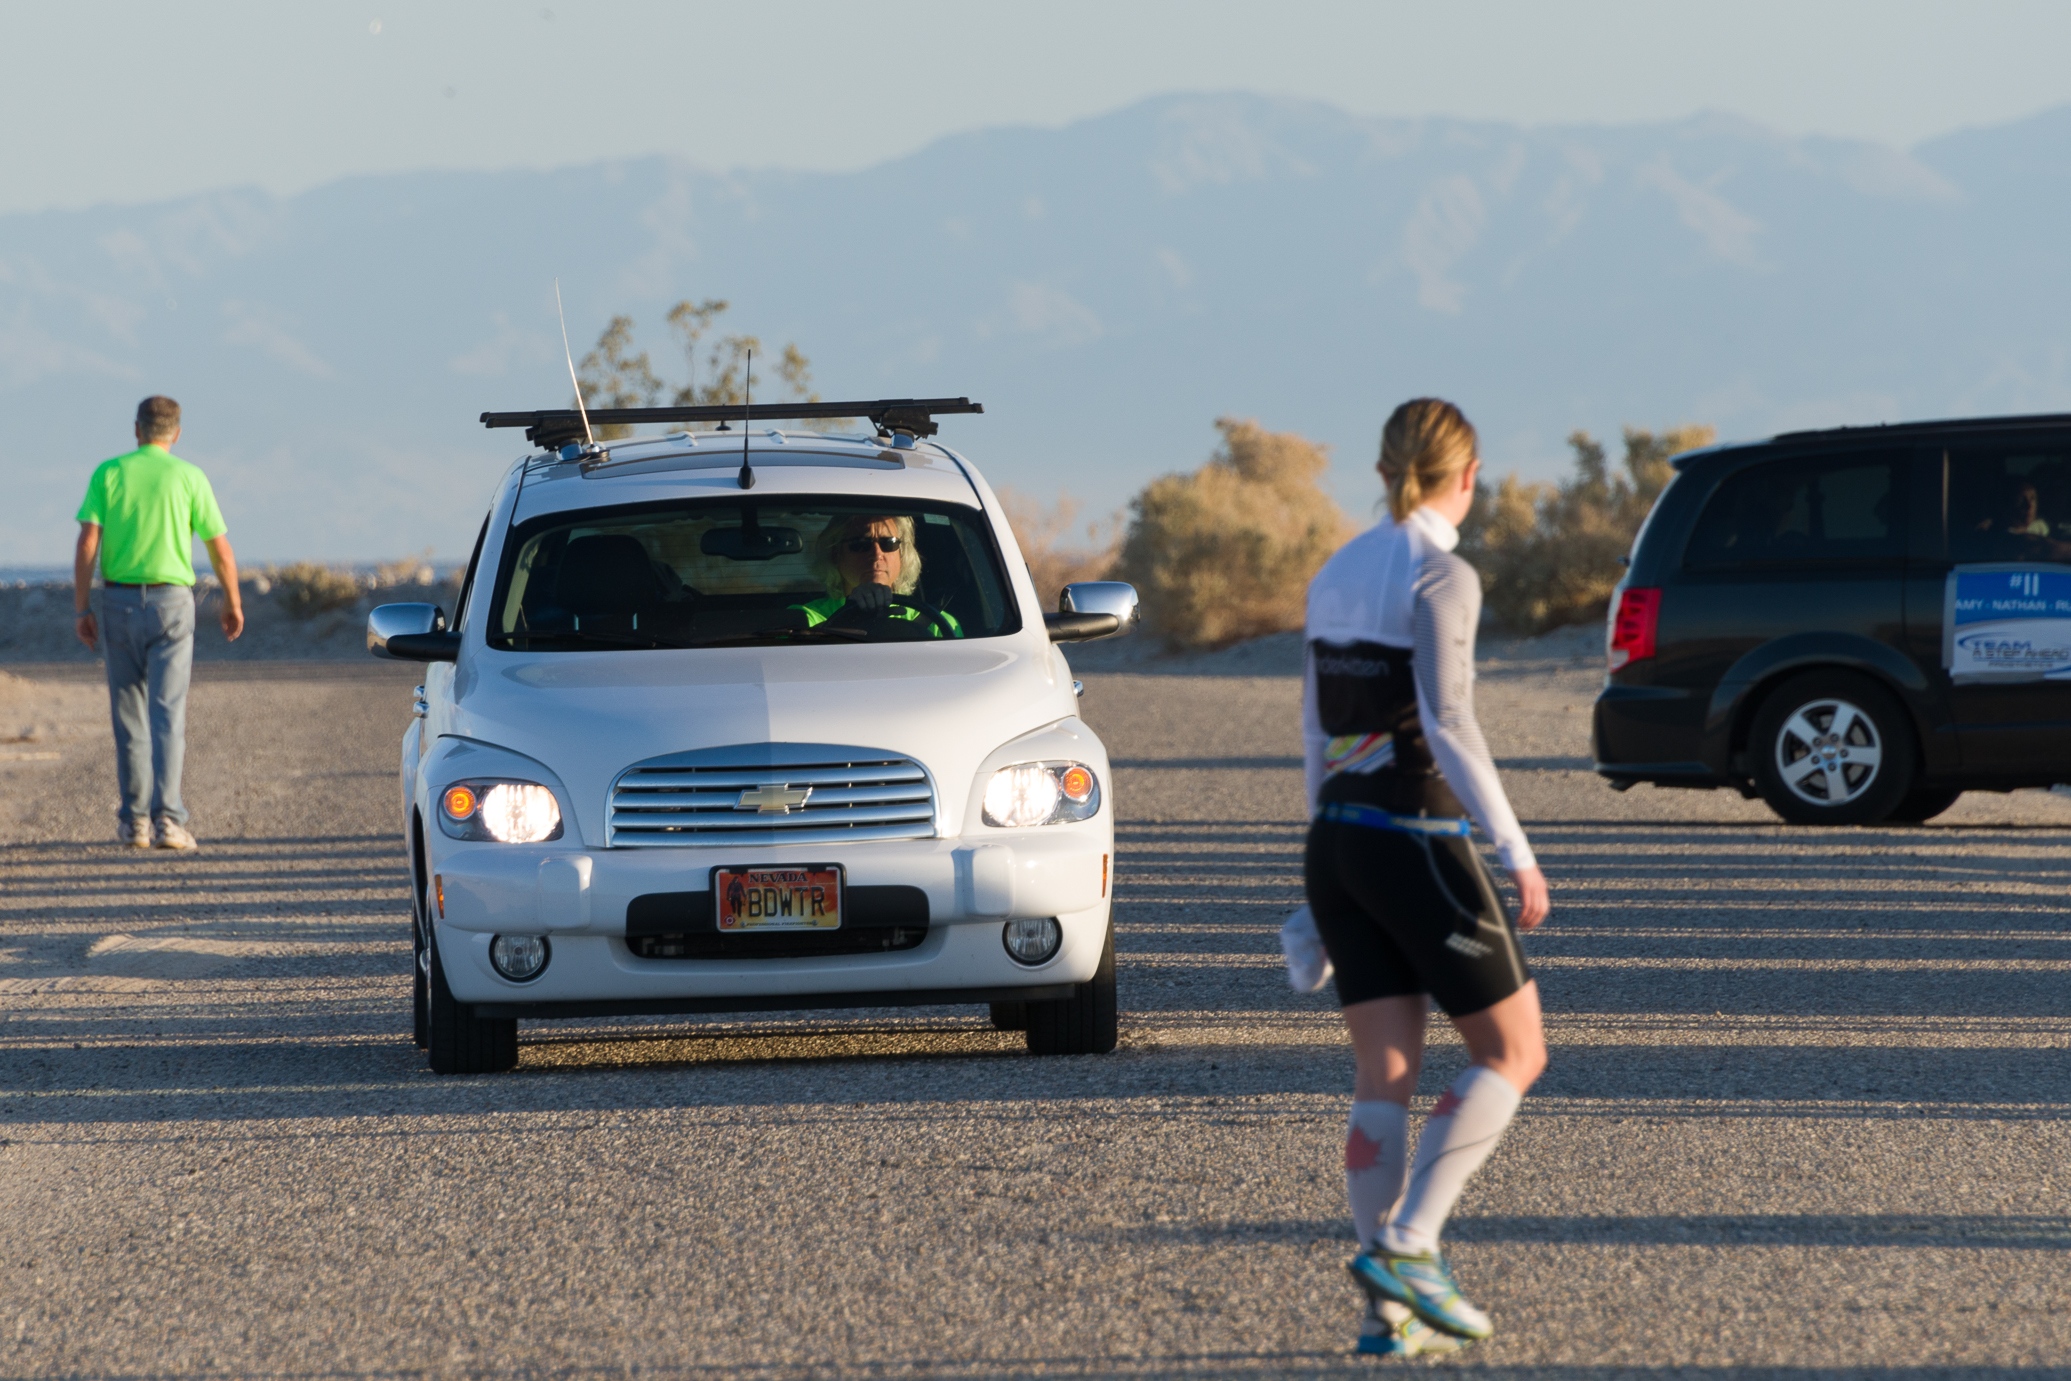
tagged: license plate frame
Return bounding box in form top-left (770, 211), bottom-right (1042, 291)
top-left (711, 863), bottom-right (844, 931)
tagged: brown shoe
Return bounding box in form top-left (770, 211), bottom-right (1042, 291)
top-left (153, 818), bottom-right (199, 852)
top-left (119, 819), bottom-right (152, 849)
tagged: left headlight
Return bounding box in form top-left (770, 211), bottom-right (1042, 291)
top-left (982, 761), bottom-right (1101, 828)
top-left (438, 779), bottom-right (564, 843)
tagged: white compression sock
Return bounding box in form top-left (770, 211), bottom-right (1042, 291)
top-left (1382, 1065), bottom-right (1522, 1255)
top-left (1344, 1100), bottom-right (1409, 1251)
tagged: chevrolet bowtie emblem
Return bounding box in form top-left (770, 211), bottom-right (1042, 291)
top-left (736, 784), bottom-right (812, 814)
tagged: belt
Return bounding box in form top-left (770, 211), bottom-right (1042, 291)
top-left (1319, 801), bottom-right (1473, 837)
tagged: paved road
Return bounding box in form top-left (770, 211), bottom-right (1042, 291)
top-left (2, 647), bottom-right (2068, 1377)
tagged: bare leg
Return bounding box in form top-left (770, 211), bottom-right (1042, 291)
top-left (1343, 994), bottom-right (1428, 1102)
top-left (1448, 980), bottom-right (1547, 1094)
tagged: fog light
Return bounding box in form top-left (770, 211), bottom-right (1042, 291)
top-left (1002, 917), bottom-right (1062, 966)
top-left (489, 933), bottom-right (550, 982)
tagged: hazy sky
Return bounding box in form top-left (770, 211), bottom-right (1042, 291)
top-left (8, 0), bottom-right (2071, 217)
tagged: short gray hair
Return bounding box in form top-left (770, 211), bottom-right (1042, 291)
top-left (814, 514), bottom-right (922, 598)
top-left (136, 395), bottom-right (181, 442)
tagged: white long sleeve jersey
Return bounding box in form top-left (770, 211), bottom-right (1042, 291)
top-left (1301, 506), bottom-right (1537, 874)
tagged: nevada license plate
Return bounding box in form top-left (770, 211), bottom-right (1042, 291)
top-left (713, 864), bottom-right (843, 931)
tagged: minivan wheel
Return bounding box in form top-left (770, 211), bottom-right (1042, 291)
top-left (988, 1002), bottom-right (1028, 1031)
top-left (412, 886), bottom-right (431, 1049)
top-left (425, 926), bottom-right (519, 1075)
top-left (1885, 787), bottom-right (1963, 824)
top-left (1026, 921), bottom-right (1117, 1056)
top-left (1748, 672), bottom-right (1916, 825)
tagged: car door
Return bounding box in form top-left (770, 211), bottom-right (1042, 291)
top-left (1931, 432), bottom-right (2071, 777)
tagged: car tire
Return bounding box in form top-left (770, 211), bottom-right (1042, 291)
top-left (1026, 920), bottom-right (1117, 1056)
top-left (412, 885), bottom-right (431, 1050)
top-left (988, 1001), bottom-right (1028, 1031)
top-left (1884, 787), bottom-right (1963, 824)
top-left (425, 925), bottom-right (519, 1075)
top-left (1748, 671), bottom-right (1917, 826)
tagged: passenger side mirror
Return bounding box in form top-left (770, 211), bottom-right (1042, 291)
top-left (1045, 581), bottom-right (1140, 642)
top-left (368, 603), bottom-right (459, 662)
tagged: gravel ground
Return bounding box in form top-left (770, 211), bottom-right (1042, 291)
top-left (2, 634), bottom-right (2068, 1378)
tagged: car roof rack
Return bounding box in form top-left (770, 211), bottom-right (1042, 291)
top-left (481, 398), bottom-right (984, 451)
top-left (1772, 411), bottom-right (2071, 444)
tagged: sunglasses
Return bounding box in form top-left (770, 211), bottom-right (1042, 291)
top-left (842, 536), bottom-right (903, 554)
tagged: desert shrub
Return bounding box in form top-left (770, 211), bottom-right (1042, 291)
top-left (996, 487), bottom-right (1120, 612)
top-left (1460, 424), bottom-right (1714, 634)
top-left (1112, 418), bottom-right (1355, 650)
top-left (268, 563), bottom-right (363, 620)
top-left (372, 549), bottom-right (439, 588)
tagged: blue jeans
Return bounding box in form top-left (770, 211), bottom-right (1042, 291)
top-left (100, 584), bottom-right (195, 827)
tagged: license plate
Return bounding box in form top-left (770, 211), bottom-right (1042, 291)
top-left (713, 864), bottom-right (843, 931)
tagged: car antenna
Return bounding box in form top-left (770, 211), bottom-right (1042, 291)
top-left (737, 350), bottom-right (755, 490)
top-left (554, 279), bottom-right (598, 456)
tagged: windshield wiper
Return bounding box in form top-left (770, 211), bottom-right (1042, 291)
top-left (683, 625), bottom-right (871, 647)
top-left (494, 629), bottom-right (682, 650)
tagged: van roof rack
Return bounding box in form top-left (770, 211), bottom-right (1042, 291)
top-left (481, 398), bottom-right (984, 451)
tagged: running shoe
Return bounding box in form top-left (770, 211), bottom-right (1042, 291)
top-left (1376, 1248), bottom-right (1492, 1340)
top-left (153, 818), bottom-right (199, 852)
top-left (1348, 1248), bottom-right (1414, 1309)
top-left (1356, 1298), bottom-right (1476, 1359)
top-left (118, 819), bottom-right (152, 849)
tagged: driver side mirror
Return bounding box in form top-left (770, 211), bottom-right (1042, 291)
top-left (1045, 581), bottom-right (1140, 642)
top-left (368, 603), bottom-right (459, 662)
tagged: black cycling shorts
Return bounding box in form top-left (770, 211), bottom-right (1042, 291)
top-left (1304, 800), bottom-right (1531, 1017)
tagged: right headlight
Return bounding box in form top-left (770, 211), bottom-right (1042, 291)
top-left (438, 779), bottom-right (564, 843)
top-left (982, 761), bottom-right (1100, 828)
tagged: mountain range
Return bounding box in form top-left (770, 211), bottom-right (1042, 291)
top-left (6, 91), bottom-right (2071, 564)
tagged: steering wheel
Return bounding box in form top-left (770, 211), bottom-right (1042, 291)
top-left (886, 595), bottom-right (956, 638)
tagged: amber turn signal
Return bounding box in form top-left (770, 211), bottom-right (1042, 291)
top-left (443, 785), bottom-right (478, 819)
top-left (1060, 765), bottom-right (1095, 802)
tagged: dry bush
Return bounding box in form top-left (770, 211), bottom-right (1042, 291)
top-left (1460, 424), bottom-right (1714, 635)
top-left (996, 488), bottom-right (1120, 611)
top-left (1112, 417), bottom-right (1355, 650)
top-left (373, 549), bottom-right (439, 588)
top-left (268, 563), bottom-right (364, 620)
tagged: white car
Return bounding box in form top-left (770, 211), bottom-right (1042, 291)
top-left (369, 398), bottom-right (1138, 1074)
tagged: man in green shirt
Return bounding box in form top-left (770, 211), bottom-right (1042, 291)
top-left (73, 396), bottom-right (245, 851)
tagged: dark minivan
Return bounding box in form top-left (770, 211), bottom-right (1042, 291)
top-left (1595, 413), bottom-right (2071, 824)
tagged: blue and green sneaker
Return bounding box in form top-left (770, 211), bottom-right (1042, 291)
top-left (1377, 1248), bottom-right (1492, 1341)
top-left (1357, 1298), bottom-right (1477, 1358)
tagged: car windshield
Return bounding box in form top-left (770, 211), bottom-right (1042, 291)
top-left (488, 496), bottom-right (1021, 651)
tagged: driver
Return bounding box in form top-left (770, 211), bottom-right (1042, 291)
top-left (795, 514), bottom-right (961, 637)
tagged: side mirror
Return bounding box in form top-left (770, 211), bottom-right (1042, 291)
top-left (368, 603), bottom-right (459, 662)
top-left (1044, 581), bottom-right (1140, 643)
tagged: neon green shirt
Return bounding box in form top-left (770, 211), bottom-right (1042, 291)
top-left (75, 445), bottom-right (228, 586)
top-left (795, 595), bottom-right (963, 638)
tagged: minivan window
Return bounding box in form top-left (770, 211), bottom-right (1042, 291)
top-left (1948, 441), bottom-right (2071, 563)
top-left (488, 497), bottom-right (1020, 651)
top-left (1683, 458), bottom-right (1902, 568)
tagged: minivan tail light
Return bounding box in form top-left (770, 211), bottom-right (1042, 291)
top-left (1608, 587), bottom-right (1660, 671)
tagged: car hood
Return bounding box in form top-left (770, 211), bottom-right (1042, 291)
top-left (446, 637), bottom-right (1076, 847)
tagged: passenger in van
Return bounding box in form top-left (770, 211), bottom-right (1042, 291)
top-left (1965, 475), bottom-right (2071, 561)
top-left (794, 514), bottom-right (962, 637)
top-left (1978, 477), bottom-right (2052, 537)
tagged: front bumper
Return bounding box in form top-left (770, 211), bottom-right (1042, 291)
top-left (429, 833), bottom-right (1110, 1005)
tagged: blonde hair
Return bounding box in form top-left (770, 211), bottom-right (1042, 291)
top-left (1378, 398), bottom-right (1477, 521)
top-left (813, 514), bottom-right (922, 598)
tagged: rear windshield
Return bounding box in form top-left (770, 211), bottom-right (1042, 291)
top-left (1683, 456), bottom-right (1904, 568)
top-left (488, 496), bottom-right (1020, 651)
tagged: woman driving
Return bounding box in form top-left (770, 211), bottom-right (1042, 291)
top-left (795, 514), bottom-right (961, 637)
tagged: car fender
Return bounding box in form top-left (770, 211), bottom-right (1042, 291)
top-left (1702, 633), bottom-right (1931, 774)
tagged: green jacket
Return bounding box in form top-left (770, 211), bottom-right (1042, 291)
top-left (795, 595), bottom-right (963, 638)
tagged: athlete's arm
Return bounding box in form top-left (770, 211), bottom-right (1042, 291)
top-left (1300, 649), bottom-right (1328, 815)
top-left (1409, 552), bottom-right (1538, 878)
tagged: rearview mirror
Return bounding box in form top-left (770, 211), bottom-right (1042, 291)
top-left (1046, 581), bottom-right (1140, 642)
top-left (368, 603), bottom-right (459, 662)
top-left (701, 525), bottom-right (804, 561)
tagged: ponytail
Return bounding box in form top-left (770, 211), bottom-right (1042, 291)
top-left (1378, 398), bottom-right (1477, 522)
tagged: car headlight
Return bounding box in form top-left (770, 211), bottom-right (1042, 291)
top-left (438, 779), bottom-right (564, 843)
top-left (982, 761), bottom-right (1100, 828)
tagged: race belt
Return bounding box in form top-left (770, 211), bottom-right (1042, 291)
top-left (1319, 802), bottom-right (1472, 837)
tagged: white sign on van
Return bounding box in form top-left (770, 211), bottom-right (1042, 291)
top-left (1945, 564), bottom-right (2071, 682)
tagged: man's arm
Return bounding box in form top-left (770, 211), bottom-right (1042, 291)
top-left (73, 523), bottom-right (100, 650)
top-left (204, 535), bottom-right (244, 641)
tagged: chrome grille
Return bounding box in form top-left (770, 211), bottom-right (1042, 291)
top-left (609, 745), bottom-right (935, 847)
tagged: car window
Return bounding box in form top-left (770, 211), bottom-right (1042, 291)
top-left (487, 496), bottom-right (1020, 651)
top-left (1684, 457), bottom-right (1903, 568)
top-left (1948, 439), bottom-right (2071, 564)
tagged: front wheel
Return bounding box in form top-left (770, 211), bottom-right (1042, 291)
top-left (1748, 671), bottom-right (1916, 825)
top-left (1026, 921), bottom-right (1117, 1056)
top-left (411, 888), bottom-right (431, 1049)
top-left (425, 926), bottom-right (518, 1075)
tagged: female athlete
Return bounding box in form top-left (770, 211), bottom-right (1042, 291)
top-left (1300, 398), bottom-right (1551, 1358)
